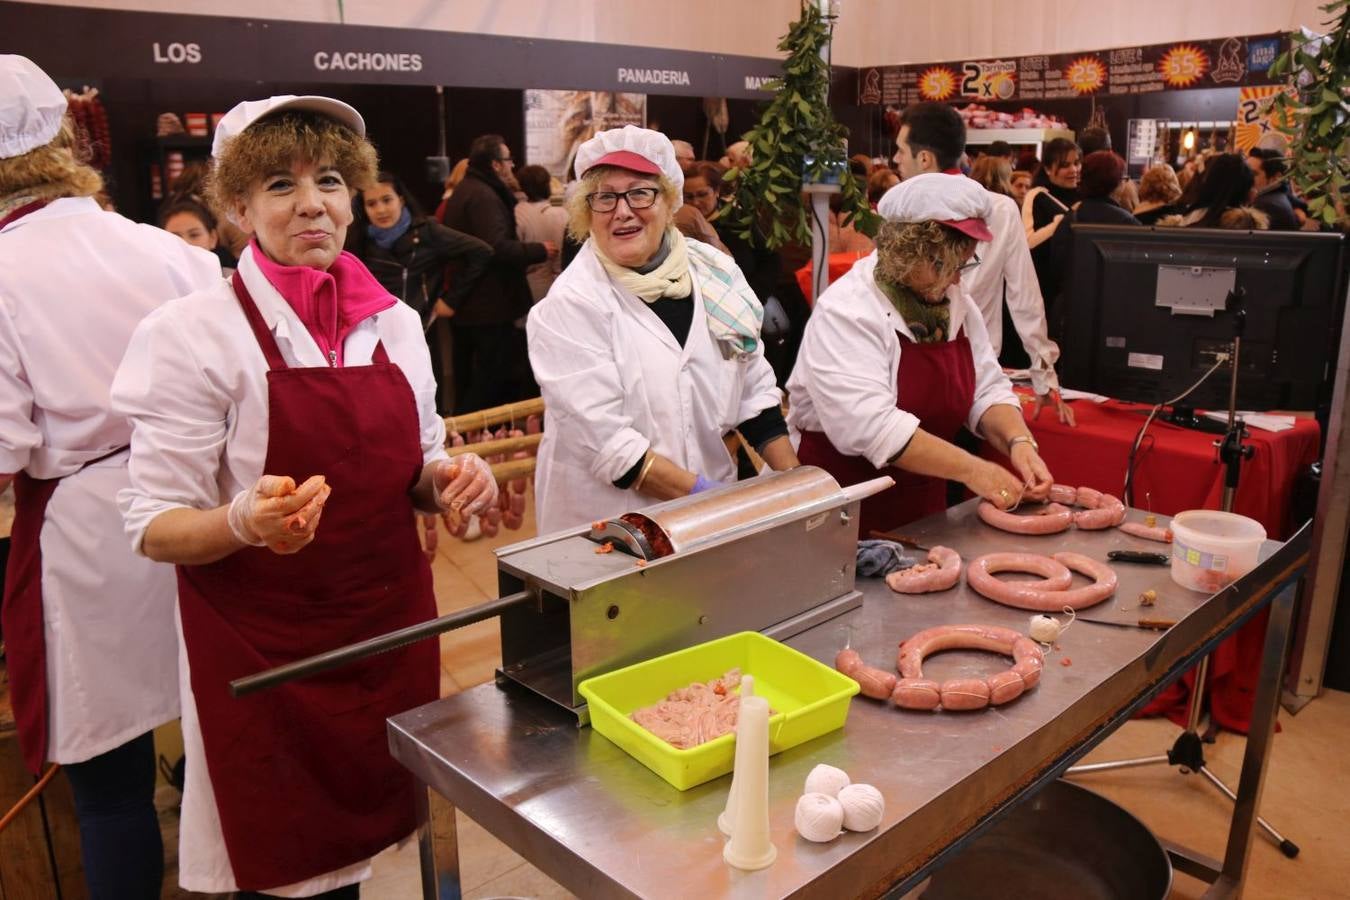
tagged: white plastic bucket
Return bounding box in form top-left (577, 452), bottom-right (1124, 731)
top-left (1170, 510), bottom-right (1266, 593)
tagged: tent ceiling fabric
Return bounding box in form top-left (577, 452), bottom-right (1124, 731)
top-left (18, 0), bottom-right (1339, 68)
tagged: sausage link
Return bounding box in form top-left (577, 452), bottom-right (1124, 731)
top-left (1074, 493), bottom-right (1126, 530)
top-left (1119, 521), bottom-right (1173, 543)
top-left (977, 501), bottom-right (1073, 535)
top-left (1011, 636), bottom-right (1045, 667)
top-left (1075, 485), bottom-right (1103, 508)
top-left (835, 649), bottom-right (898, 700)
top-left (885, 545), bottom-right (962, 594)
top-left (987, 670), bottom-right (1027, 705)
top-left (1012, 658), bottom-right (1043, 689)
top-left (892, 677), bottom-right (942, 710)
top-left (966, 553), bottom-right (1075, 610)
top-left (1048, 551), bottom-right (1119, 610)
top-left (1048, 483), bottom-right (1078, 504)
top-left (939, 678), bottom-right (991, 711)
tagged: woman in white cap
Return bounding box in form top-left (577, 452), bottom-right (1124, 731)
top-left (0, 55), bottom-right (221, 898)
top-left (788, 173), bottom-right (1053, 535)
top-left (527, 125), bottom-right (798, 532)
top-left (110, 95), bottom-right (497, 898)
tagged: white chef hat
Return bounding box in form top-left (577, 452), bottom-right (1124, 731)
top-left (0, 55), bottom-right (68, 160)
top-left (573, 125), bottom-right (684, 201)
top-left (212, 95), bottom-right (366, 160)
top-left (876, 172), bottom-right (993, 242)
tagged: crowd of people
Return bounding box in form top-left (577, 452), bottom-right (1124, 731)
top-left (2, 45), bottom-right (1345, 900)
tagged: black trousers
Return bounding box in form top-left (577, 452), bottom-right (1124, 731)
top-left (62, 731), bottom-right (162, 900)
top-left (451, 322), bottom-right (532, 415)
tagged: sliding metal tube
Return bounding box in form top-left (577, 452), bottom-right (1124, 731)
top-left (229, 590), bottom-right (534, 697)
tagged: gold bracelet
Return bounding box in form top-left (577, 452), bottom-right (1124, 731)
top-left (1008, 435), bottom-right (1039, 453)
top-left (633, 451), bottom-right (658, 491)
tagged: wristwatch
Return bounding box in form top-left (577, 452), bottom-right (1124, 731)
top-left (1008, 435), bottom-right (1039, 453)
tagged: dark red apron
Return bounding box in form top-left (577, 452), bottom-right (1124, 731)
top-left (175, 275), bottom-right (438, 890)
top-left (799, 330), bottom-right (976, 536)
top-left (1, 198), bottom-right (61, 775)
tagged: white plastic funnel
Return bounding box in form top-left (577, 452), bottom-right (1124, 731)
top-left (722, 694), bottom-right (776, 871)
top-left (717, 674), bottom-right (754, 836)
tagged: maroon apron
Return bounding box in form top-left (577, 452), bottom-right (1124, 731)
top-left (799, 330), bottom-right (977, 536)
top-left (175, 275), bottom-right (438, 890)
top-left (1, 198), bottom-right (61, 775)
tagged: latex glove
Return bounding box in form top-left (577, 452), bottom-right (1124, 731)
top-left (963, 459), bottom-right (1024, 511)
top-left (1031, 389), bottom-right (1076, 427)
top-left (432, 454), bottom-right (498, 517)
top-left (690, 474), bottom-right (724, 495)
top-left (227, 474), bottom-right (330, 554)
top-left (1009, 442), bottom-right (1053, 502)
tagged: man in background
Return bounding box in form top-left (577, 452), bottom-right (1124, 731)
top-left (442, 134), bottom-right (557, 411)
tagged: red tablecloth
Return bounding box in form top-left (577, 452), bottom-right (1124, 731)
top-left (994, 394), bottom-right (1320, 734)
top-left (795, 252), bottom-right (870, 305)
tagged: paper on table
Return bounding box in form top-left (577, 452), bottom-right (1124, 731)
top-left (1058, 388), bottom-right (1110, 403)
top-left (1201, 411), bottom-right (1296, 432)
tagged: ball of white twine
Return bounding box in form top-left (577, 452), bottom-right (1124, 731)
top-left (795, 792), bottom-right (844, 843)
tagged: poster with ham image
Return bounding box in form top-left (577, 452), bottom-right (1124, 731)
top-left (525, 90), bottom-right (647, 180)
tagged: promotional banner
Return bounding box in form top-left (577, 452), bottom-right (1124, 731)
top-left (858, 33), bottom-right (1288, 105)
top-left (5, 2), bottom-right (784, 100)
top-left (525, 90), bottom-right (648, 179)
top-left (1235, 85), bottom-right (1297, 153)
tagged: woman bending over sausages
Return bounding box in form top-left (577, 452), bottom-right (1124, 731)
top-left (787, 173), bottom-right (1053, 535)
top-left (527, 126), bottom-right (798, 532)
top-left (111, 95), bottom-right (496, 898)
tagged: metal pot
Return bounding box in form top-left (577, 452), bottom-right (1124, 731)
top-left (917, 779), bottom-right (1172, 900)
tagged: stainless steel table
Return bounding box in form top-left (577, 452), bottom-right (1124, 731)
top-left (389, 500), bottom-right (1308, 899)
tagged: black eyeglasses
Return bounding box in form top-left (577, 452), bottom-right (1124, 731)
top-left (958, 252), bottom-right (982, 274)
top-left (497, 155), bottom-right (513, 163)
top-left (586, 187), bottom-right (660, 213)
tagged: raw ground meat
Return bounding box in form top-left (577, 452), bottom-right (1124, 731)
top-left (630, 668), bottom-right (752, 749)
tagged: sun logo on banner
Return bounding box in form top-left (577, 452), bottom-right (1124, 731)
top-left (1065, 57), bottom-right (1106, 94)
top-left (918, 67), bottom-right (957, 101)
top-left (1159, 45), bottom-right (1209, 88)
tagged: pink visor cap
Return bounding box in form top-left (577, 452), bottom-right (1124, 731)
top-left (876, 172), bottom-right (994, 242)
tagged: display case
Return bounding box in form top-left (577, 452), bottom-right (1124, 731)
top-left (965, 127), bottom-right (1075, 158)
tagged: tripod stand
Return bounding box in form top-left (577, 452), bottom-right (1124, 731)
top-left (1066, 288), bottom-right (1300, 859)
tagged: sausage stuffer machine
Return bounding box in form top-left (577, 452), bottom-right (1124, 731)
top-left (493, 466), bottom-right (892, 722)
top-left (229, 467), bottom-right (891, 721)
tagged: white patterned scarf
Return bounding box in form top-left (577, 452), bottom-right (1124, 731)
top-left (592, 225), bottom-right (763, 359)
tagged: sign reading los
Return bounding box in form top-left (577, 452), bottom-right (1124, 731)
top-left (859, 33), bottom-right (1289, 105)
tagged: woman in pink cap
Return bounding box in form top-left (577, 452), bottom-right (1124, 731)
top-left (788, 173), bottom-right (1054, 535)
top-left (112, 95), bottom-right (496, 898)
top-left (527, 125), bottom-right (799, 532)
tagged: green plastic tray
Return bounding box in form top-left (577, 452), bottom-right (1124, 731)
top-left (579, 631), bottom-right (859, 791)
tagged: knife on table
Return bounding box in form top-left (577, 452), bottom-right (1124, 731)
top-left (1075, 616), bottom-right (1178, 630)
top-left (1107, 550), bottom-right (1170, 565)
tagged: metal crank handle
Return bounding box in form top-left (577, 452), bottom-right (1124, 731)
top-left (841, 475), bottom-right (896, 504)
top-left (228, 589), bottom-right (534, 698)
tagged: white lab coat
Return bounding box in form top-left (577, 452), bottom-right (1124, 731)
top-left (0, 197), bottom-right (221, 764)
top-left (786, 251), bottom-right (1018, 468)
top-left (526, 241), bottom-right (781, 534)
top-left (111, 245), bottom-right (447, 897)
top-left (965, 190), bottom-right (1061, 394)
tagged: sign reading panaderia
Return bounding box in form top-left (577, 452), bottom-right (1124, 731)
top-left (857, 33), bottom-right (1289, 105)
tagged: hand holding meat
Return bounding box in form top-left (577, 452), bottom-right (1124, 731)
top-left (1008, 441), bottom-right (1053, 501)
top-left (964, 459), bottom-right (1024, 510)
top-left (227, 474), bottom-right (331, 553)
top-left (431, 453), bottom-right (497, 516)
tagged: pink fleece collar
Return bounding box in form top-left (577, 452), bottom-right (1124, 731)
top-left (251, 241), bottom-right (396, 366)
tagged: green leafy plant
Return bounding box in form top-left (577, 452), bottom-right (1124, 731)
top-left (1268, 0), bottom-right (1350, 226)
top-left (720, 1), bottom-right (880, 249)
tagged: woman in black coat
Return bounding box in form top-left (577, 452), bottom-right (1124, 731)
top-left (349, 171), bottom-right (492, 411)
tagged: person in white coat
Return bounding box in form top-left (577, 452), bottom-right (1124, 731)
top-left (787, 174), bottom-right (1055, 536)
top-left (111, 95), bottom-right (497, 899)
top-left (0, 56), bottom-right (222, 900)
top-left (527, 126), bottom-right (798, 533)
top-left (893, 101), bottom-right (1073, 425)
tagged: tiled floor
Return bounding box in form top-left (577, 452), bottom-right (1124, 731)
top-left (159, 489), bottom-right (1350, 898)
